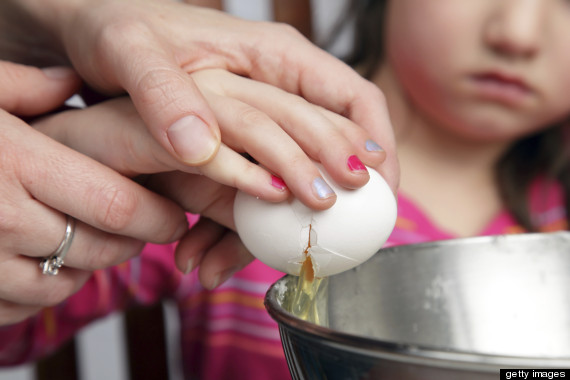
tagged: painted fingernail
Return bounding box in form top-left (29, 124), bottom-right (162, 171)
top-left (167, 115), bottom-right (219, 164)
top-left (347, 155), bottom-right (367, 172)
top-left (271, 175), bottom-right (287, 191)
top-left (313, 177), bottom-right (335, 199)
top-left (365, 139), bottom-right (384, 152)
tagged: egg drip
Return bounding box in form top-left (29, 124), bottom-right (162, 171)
top-left (288, 224), bottom-right (329, 326)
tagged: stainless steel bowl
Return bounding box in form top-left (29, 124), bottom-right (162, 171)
top-left (265, 232), bottom-right (570, 379)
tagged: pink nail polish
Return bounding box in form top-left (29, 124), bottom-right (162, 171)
top-left (271, 175), bottom-right (287, 191)
top-left (347, 155), bottom-right (367, 172)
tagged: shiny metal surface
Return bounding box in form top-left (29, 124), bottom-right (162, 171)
top-left (265, 232), bottom-right (570, 379)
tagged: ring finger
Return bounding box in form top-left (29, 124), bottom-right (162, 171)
top-left (4, 198), bottom-right (146, 272)
top-left (0, 255), bottom-right (91, 307)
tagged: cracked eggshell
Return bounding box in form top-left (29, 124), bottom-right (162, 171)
top-left (233, 167), bottom-right (397, 277)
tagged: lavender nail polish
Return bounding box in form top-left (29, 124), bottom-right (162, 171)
top-left (365, 139), bottom-right (384, 152)
top-left (313, 177), bottom-right (335, 199)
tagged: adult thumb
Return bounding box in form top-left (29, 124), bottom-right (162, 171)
top-left (118, 53), bottom-right (221, 166)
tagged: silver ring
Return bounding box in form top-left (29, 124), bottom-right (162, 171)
top-left (40, 215), bottom-right (76, 276)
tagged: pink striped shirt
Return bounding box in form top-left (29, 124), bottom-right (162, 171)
top-left (0, 178), bottom-right (566, 379)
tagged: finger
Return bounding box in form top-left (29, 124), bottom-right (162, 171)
top-left (175, 221), bottom-right (253, 290)
top-left (33, 97), bottom-right (190, 177)
top-left (196, 90), bottom-right (337, 209)
top-left (4, 117), bottom-right (188, 243)
top-left (0, 255), bottom-right (91, 307)
top-left (0, 299), bottom-right (42, 325)
top-left (6, 199), bottom-right (146, 271)
top-left (239, 26), bottom-right (400, 191)
top-left (319, 107), bottom-right (388, 168)
top-left (348, 90), bottom-right (400, 194)
top-left (146, 171), bottom-right (237, 230)
top-left (174, 218), bottom-right (226, 275)
top-left (196, 70), bottom-right (374, 190)
top-left (0, 61), bottom-right (81, 116)
top-left (97, 26), bottom-right (221, 165)
top-left (197, 144), bottom-right (291, 203)
top-left (198, 231), bottom-right (253, 290)
top-left (33, 99), bottom-right (290, 202)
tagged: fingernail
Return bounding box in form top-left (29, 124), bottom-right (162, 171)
top-left (167, 115), bottom-right (218, 164)
top-left (365, 139), bottom-right (383, 152)
top-left (42, 66), bottom-right (75, 79)
top-left (184, 257), bottom-right (195, 275)
top-left (208, 266), bottom-right (240, 290)
top-left (312, 177), bottom-right (335, 199)
top-left (347, 155), bottom-right (367, 172)
top-left (208, 274), bottom-right (221, 290)
top-left (271, 175), bottom-right (287, 191)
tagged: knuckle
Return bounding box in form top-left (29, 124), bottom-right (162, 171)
top-left (238, 107), bottom-right (272, 128)
top-left (96, 18), bottom-right (150, 55)
top-left (270, 22), bottom-right (305, 40)
top-left (92, 186), bottom-right (139, 232)
top-left (136, 67), bottom-right (177, 99)
top-left (0, 206), bottom-right (23, 239)
top-left (366, 82), bottom-right (388, 105)
top-left (135, 67), bottom-right (189, 112)
top-left (287, 96), bottom-right (315, 116)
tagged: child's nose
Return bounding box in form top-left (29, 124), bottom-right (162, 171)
top-left (484, 0), bottom-right (545, 59)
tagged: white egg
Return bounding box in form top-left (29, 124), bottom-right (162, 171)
top-left (233, 166), bottom-right (397, 277)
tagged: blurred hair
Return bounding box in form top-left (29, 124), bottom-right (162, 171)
top-left (324, 0), bottom-right (569, 231)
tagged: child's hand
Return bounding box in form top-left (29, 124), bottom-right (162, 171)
top-left (35, 69), bottom-right (385, 210)
top-left (146, 171), bottom-right (248, 289)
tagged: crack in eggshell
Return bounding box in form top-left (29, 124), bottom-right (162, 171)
top-left (291, 219), bottom-right (363, 277)
top-left (288, 197), bottom-right (360, 277)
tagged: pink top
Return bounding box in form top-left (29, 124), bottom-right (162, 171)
top-left (0, 178), bottom-right (567, 379)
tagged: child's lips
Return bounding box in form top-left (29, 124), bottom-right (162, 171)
top-left (469, 71), bottom-right (534, 106)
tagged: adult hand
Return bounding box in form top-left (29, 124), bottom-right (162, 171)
top-left (4, 0), bottom-right (399, 195)
top-left (0, 61), bottom-right (188, 325)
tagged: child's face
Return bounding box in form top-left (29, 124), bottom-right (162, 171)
top-left (383, 0), bottom-right (570, 141)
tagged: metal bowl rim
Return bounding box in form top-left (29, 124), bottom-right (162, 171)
top-left (264, 232), bottom-right (570, 370)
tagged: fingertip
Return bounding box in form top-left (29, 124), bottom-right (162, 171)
top-left (174, 234), bottom-right (203, 274)
top-left (364, 139), bottom-right (384, 154)
top-left (171, 218), bottom-right (190, 242)
top-left (0, 63), bottom-right (81, 115)
top-left (358, 139), bottom-right (387, 169)
top-left (270, 175), bottom-right (287, 192)
top-left (290, 176), bottom-right (337, 211)
top-left (42, 66), bottom-right (79, 81)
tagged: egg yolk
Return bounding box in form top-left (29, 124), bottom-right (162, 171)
top-left (288, 224), bottom-right (329, 326)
